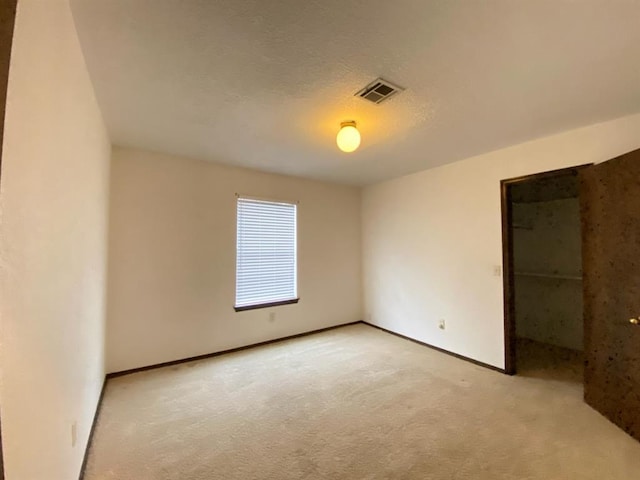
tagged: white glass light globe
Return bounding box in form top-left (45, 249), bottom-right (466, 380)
top-left (336, 122), bottom-right (361, 153)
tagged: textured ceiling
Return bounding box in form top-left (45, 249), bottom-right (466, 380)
top-left (70, 0), bottom-right (640, 185)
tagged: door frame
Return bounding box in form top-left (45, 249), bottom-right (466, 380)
top-left (501, 164), bottom-right (591, 375)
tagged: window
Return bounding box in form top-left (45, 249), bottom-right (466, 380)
top-left (235, 196), bottom-right (298, 311)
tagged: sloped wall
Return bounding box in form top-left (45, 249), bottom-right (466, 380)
top-left (0, 1), bottom-right (110, 478)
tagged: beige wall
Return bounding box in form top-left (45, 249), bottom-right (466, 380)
top-left (362, 113), bottom-right (640, 369)
top-left (0, 1), bottom-right (110, 479)
top-left (107, 147), bottom-right (362, 373)
top-left (0, 1), bottom-right (16, 476)
top-left (514, 199), bottom-right (583, 351)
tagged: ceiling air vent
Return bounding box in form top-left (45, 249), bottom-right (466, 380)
top-left (355, 78), bottom-right (404, 104)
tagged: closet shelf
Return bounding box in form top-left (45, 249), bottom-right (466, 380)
top-left (515, 271), bottom-right (582, 281)
top-left (512, 223), bottom-right (533, 230)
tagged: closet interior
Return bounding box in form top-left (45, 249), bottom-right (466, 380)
top-left (510, 172), bottom-right (583, 383)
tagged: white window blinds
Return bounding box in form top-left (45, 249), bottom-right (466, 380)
top-left (235, 197), bottom-right (297, 309)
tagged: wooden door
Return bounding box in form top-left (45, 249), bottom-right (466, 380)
top-left (580, 148), bottom-right (640, 442)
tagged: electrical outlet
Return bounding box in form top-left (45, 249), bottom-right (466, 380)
top-left (268, 312), bottom-right (276, 323)
top-left (71, 421), bottom-right (77, 447)
top-left (438, 319), bottom-right (446, 330)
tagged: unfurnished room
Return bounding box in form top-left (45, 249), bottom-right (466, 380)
top-left (0, 1), bottom-right (639, 479)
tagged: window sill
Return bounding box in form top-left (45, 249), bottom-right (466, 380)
top-left (234, 298), bottom-right (300, 312)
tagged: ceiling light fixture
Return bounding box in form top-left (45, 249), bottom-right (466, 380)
top-left (336, 121), bottom-right (361, 153)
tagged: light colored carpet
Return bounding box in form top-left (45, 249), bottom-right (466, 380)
top-left (84, 324), bottom-right (640, 479)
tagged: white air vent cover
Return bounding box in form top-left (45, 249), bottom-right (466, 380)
top-left (355, 78), bottom-right (405, 104)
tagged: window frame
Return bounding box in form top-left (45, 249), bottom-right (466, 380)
top-left (234, 195), bottom-right (299, 312)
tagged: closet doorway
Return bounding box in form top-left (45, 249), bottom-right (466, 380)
top-left (501, 165), bottom-right (590, 379)
top-left (502, 151), bottom-right (640, 442)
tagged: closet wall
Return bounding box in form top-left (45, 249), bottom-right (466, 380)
top-left (513, 197), bottom-right (583, 351)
